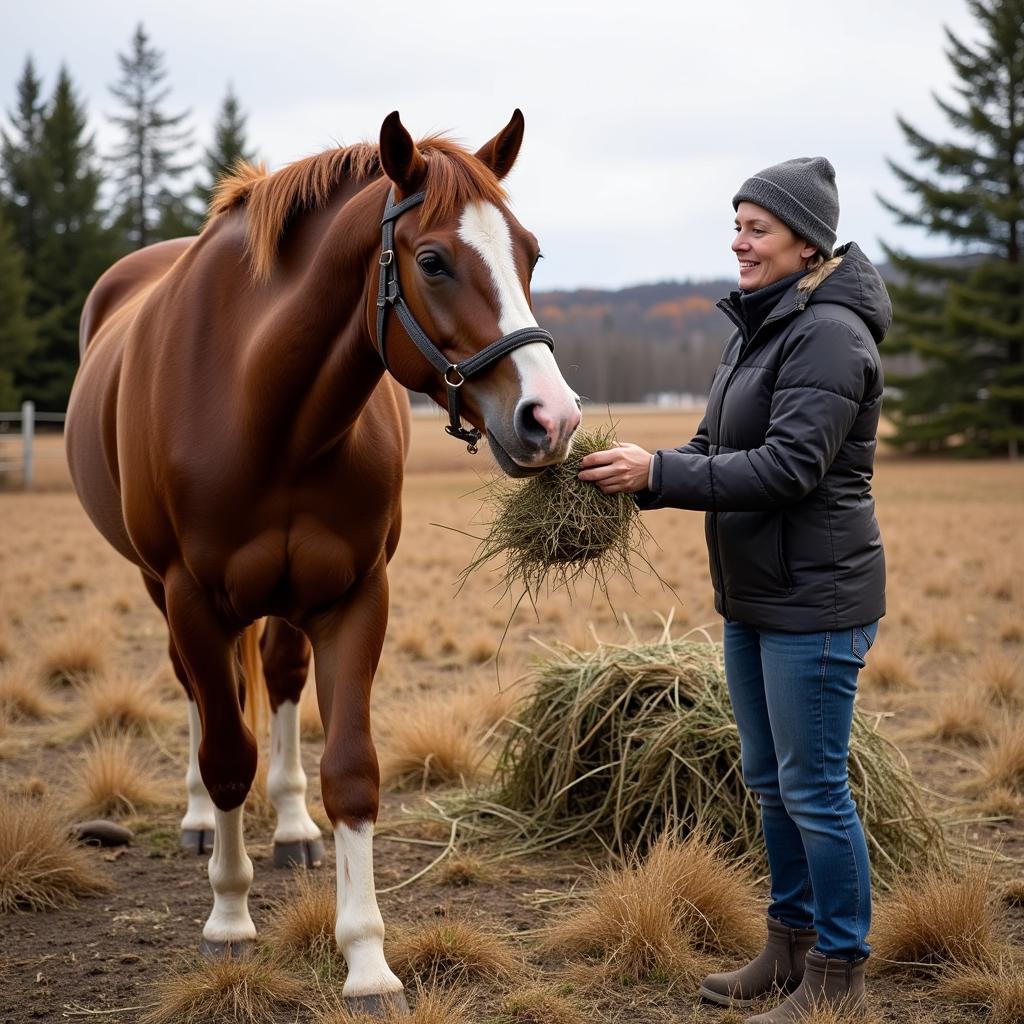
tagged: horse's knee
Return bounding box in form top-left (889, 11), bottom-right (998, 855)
top-left (199, 731), bottom-right (257, 810)
top-left (321, 741), bottom-right (379, 826)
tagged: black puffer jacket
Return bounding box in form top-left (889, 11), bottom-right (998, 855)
top-left (636, 242), bottom-right (890, 632)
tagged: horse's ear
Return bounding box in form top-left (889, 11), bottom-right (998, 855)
top-left (475, 109), bottom-right (525, 180)
top-left (379, 111), bottom-right (427, 195)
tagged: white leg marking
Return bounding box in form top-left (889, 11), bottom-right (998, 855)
top-left (268, 701), bottom-right (322, 843)
top-left (181, 700), bottom-right (217, 833)
top-left (458, 201), bottom-right (580, 437)
top-left (203, 805), bottom-right (256, 943)
top-left (335, 822), bottom-right (404, 998)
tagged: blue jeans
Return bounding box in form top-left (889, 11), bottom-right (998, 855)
top-left (723, 619), bottom-right (878, 960)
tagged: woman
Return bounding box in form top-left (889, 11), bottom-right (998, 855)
top-left (578, 156), bottom-right (889, 1023)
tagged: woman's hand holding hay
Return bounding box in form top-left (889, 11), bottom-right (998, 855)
top-left (578, 442), bottom-right (653, 494)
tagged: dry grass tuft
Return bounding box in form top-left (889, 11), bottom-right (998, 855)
top-left (977, 718), bottom-right (1024, 794)
top-left (388, 915), bottom-right (520, 987)
top-left (871, 864), bottom-right (996, 968)
top-left (140, 954), bottom-right (304, 1024)
top-left (73, 671), bottom-right (173, 736)
top-left (922, 609), bottom-right (967, 655)
top-left (978, 652), bottom-right (1022, 707)
top-left (314, 984), bottom-right (472, 1024)
top-left (938, 958), bottom-right (1024, 1024)
top-left (920, 689), bottom-right (993, 745)
top-left (1000, 880), bottom-right (1024, 907)
top-left (460, 426), bottom-right (654, 600)
top-left (496, 986), bottom-right (589, 1024)
top-left (437, 850), bottom-right (493, 887)
top-left (0, 793), bottom-right (110, 911)
top-left (265, 871), bottom-right (336, 966)
top-left (36, 621), bottom-right (108, 685)
top-left (71, 733), bottom-right (169, 817)
top-left (975, 786), bottom-right (1023, 819)
top-left (0, 663), bottom-right (58, 722)
top-left (545, 830), bottom-right (756, 985)
top-left (378, 694), bottom-right (492, 791)
top-left (860, 647), bottom-right (917, 692)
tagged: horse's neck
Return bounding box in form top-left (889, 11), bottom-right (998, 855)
top-left (242, 183), bottom-right (388, 463)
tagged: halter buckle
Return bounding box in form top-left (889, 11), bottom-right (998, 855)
top-left (379, 249), bottom-right (394, 266)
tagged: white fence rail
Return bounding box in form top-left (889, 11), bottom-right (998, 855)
top-left (0, 402), bottom-right (67, 490)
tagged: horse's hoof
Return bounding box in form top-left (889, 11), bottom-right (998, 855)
top-left (344, 991), bottom-right (410, 1017)
top-left (273, 836), bottom-right (325, 869)
top-left (181, 829), bottom-right (215, 855)
top-left (199, 937), bottom-right (254, 960)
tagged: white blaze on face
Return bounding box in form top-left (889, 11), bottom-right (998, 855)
top-left (456, 201), bottom-right (578, 426)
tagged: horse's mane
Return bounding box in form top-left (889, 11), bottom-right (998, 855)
top-left (208, 135), bottom-right (508, 283)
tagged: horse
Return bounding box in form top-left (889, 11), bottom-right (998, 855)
top-left (64, 109), bottom-right (581, 1015)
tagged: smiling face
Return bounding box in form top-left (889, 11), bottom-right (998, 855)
top-left (732, 202), bottom-right (818, 292)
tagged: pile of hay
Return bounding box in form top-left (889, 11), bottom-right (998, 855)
top-left (462, 426), bottom-right (652, 599)
top-left (449, 631), bottom-right (948, 884)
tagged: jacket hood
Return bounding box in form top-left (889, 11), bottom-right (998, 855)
top-left (804, 241), bottom-right (892, 345)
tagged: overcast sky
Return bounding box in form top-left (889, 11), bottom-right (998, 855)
top-left (3, 0), bottom-right (980, 290)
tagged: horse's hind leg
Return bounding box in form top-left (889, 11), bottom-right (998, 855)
top-left (260, 617), bottom-right (324, 868)
top-left (140, 573), bottom-right (216, 854)
top-left (307, 566), bottom-right (407, 1016)
top-left (165, 565), bottom-right (258, 956)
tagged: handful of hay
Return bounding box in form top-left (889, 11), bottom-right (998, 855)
top-left (463, 426), bottom-right (652, 599)
top-left (446, 629), bottom-right (949, 885)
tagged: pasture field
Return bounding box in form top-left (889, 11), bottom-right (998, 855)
top-left (0, 405), bottom-right (1022, 1024)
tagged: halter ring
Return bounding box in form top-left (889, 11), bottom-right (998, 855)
top-left (444, 366), bottom-right (466, 388)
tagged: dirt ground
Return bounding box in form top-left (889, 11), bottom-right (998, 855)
top-left (0, 407), bottom-right (1022, 1023)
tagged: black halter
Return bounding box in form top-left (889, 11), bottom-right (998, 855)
top-left (375, 188), bottom-right (555, 453)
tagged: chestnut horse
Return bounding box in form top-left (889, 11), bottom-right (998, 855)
top-left (64, 110), bottom-right (580, 1014)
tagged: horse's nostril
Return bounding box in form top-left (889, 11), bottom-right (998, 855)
top-left (516, 402), bottom-right (550, 448)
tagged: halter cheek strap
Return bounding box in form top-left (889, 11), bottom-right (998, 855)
top-left (375, 188), bottom-right (555, 452)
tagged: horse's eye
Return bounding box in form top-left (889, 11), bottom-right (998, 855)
top-left (417, 254), bottom-right (446, 277)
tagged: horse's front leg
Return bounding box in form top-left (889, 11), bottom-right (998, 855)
top-left (307, 565), bottom-right (407, 1017)
top-left (165, 565), bottom-right (258, 957)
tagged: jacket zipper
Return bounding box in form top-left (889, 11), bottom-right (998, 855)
top-left (709, 295), bottom-right (808, 620)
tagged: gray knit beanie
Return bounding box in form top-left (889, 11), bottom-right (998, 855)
top-left (732, 157), bottom-right (839, 257)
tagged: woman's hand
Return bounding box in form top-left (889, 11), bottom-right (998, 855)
top-left (577, 442), bottom-right (653, 494)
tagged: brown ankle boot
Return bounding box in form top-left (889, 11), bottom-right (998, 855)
top-left (697, 916), bottom-right (818, 1008)
top-left (744, 948), bottom-right (867, 1022)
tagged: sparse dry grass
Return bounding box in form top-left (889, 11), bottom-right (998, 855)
top-left (35, 619), bottom-right (108, 685)
top-left (378, 693), bottom-right (492, 791)
top-left (1000, 880), bottom-right (1024, 907)
top-left (978, 652), bottom-right (1022, 706)
top-left (546, 830), bottom-right (757, 986)
top-left (140, 955), bottom-right (304, 1024)
top-left (497, 986), bottom-right (589, 1024)
top-left (860, 646), bottom-right (917, 692)
top-left (0, 662), bottom-right (58, 721)
top-left (977, 718), bottom-right (1024, 794)
top-left (938, 958), bottom-right (1024, 1024)
top-left (920, 689), bottom-right (994, 745)
top-left (921, 608), bottom-right (968, 655)
top-left (0, 793), bottom-right (110, 911)
top-left (265, 871), bottom-right (336, 966)
top-left (71, 733), bottom-right (168, 817)
top-left (73, 671), bottom-right (173, 736)
top-left (245, 754), bottom-right (276, 828)
top-left (314, 984), bottom-right (472, 1024)
top-left (437, 849), bottom-right (494, 887)
top-left (388, 915), bottom-right (520, 987)
top-left (871, 865), bottom-right (996, 969)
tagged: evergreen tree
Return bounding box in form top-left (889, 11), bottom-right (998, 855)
top-left (0, 209), bottom-right (37, 410)
top-left (19, 66), bottom-right (117, 409)
top-left (197, 84), bottom-right (256, 211)
top-left (879, 0), bottom-right (1024, 458)
top-left (107, 22), bottom-right (199, 249)
top-left (0, 57), bottom-right (48, 321)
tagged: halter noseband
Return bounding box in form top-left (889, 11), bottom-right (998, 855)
top-left (375, 188), bottom-right (555, 453)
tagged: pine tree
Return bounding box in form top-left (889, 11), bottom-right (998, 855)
top-left (197, 84), bottom-right (256, 211)
top-left (19, 66), bottom-right (117, 409)
top-left (0, 57), bottom-right (49, 322)
top-left (0, 209), bottom-right (37, 409)
top-left (879, 0), bottom-right (1024, 458)
top-left (107, 23), bottom-right (199, 249)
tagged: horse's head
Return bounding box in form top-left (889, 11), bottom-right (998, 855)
top-left (372, 111), bottom-right (581, 476)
